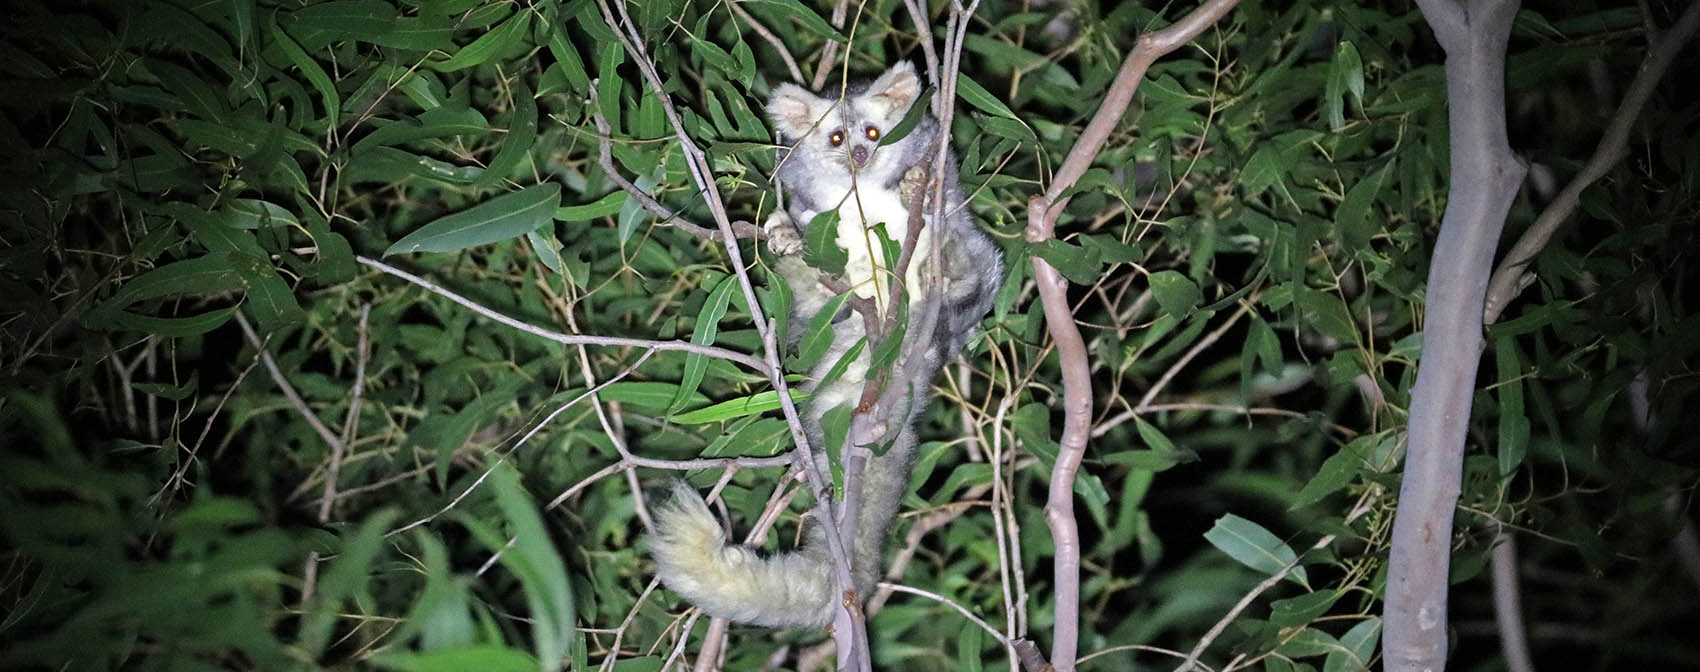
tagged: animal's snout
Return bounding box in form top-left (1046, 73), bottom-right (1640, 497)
top-left (851, 145), bottom-right (868, 167)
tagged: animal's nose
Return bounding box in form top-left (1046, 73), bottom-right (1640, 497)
top-left (851, 145), bottom-right (868, 167)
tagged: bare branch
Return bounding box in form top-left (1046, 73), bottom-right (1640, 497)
top-left (877, 582), bottom-right (1011, 645)
top-left (1078, 643), bottom-right (1198, 668)
top-left (1093, 403), bottom-right (1358, 439)
top-left (599, 580), bottom-right (663, 672)
top-left (1026, 214), bottom-right (1092, 672)
top-left (900, 0), bottom-right (941, 85)
top-left (1482, 0), bottom-right (1700, 325)
top-left (1021, 3), bottom-right (1239, 669)
top-left (1384, 1), bottom-right (1526, 669)
top-left (809, 0), bottom-right (853, 90)
top-left (357, 255), bottom-right (770, 374)
top-left (1491, 535), bottom-right (1535, 672)
top-left (1036, 0), bottom-right (1241, 215)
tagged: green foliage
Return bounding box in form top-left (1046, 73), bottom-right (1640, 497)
top-left (3, 0), bottom-right (1698, 669)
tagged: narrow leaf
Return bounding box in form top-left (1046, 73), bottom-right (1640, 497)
top-left (474, 80), bottom-right (538, 188)
top-left (1324, 617), bottom-right (1382, 672)
top-left (268, 12), bottom-right (340, 124)
top-left (672, 390), bottom-right (809, 424)
top-left (555, 191), bottom-right (627, 221)
top-left (955, 72), bottom-right (1023, 122)
top-left (739, 0), bottom-right (846, 40)
top-left (1336, 159), bottom-right (1394, 251)
top-left (1203, 513), bottom-right (1309, 587)
top-left (385, 184), bottom-right (562, 255)
top-left (794, 291), bottom-right (851, 367)
top-left (429, 11), bottom-right (532, 72)
top-left (1269, 589), bottom-right (1341, 627)
top-left (669, 275), bottom-right (738, 414)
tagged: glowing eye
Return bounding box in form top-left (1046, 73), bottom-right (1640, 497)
top-left (865, 125), bottom-right (880, 141)
top-left (829, 130), bottom-right (844, 147)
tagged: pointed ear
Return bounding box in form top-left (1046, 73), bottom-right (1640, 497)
top-left (767, 83), bottom-right (824, 138)
top-left (866, 61), bottom-right (921, 117)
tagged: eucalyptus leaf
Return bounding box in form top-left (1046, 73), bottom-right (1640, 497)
top-left (429, 10), bottom-right (532, 72)
top-left (386, 184), bottom-right (562, 255)
top-left (1203, 514), bottom-right (1309, 587)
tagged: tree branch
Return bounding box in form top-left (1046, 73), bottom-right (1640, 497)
top-left (1384, 1), bottom-right (1526, 669)
top-left (1490, 535), bottom-right (1535, 672)
top-left (877, 582), bottom-right (1011, 645)
top-left (232, 312), bottom-right (345, 456)
top-left (1021, 3), bottom-right (1238, 669)
top-left (1481, 0), bottom-right (1700, 325)
top-left (809, 0), bottom-right (852, 90)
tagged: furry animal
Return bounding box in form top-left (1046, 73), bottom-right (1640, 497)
top-left (648, 62), bottom-right (1002, 628)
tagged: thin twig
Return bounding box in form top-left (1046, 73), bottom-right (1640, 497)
top-left (877, 582), bottom-right (1011, 644)
top-left (730, 0), bottom-right (805, 83)
top-left (598, 580), bottom-right (662, 672)
top-left (1133, 299), bottom-right (1254, 411)
top-left (561, 293), bottom-right (656, 530)
top-left (900, 0), bottom-right (940, 84)
top-left (660, 612), bottom-right (705, 670)
top-left (390, 348), bottom-right (658, 541)
top-left (1095, 403), bottom-right (1357, 439)
top-left (1077, 643), bottom-right (1200, 668)
top-left (322, 304), bottom-right (370, 522)
top-left (233, 313), bottom-right (344, 454)
top-left (476, 450), bottom-right (796, 577)
top-left (357, 255), bottom-right (770, 374)
top-left (584, 91), bottom-right (758, 242)
top-left (155, 350), bottom-right (259, 506)
top-left (388, 456), bottom-right (511, 538)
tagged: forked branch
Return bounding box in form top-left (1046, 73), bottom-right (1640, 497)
top-left (1022, 2), bottom-right (1238, 670)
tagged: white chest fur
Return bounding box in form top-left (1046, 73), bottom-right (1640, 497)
top-left (830, 182), bottom-right (932, 311)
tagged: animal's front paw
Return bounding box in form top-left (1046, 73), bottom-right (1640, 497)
top-left (764, 212), bottom-right (804, 256)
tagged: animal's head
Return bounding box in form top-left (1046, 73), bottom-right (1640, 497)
top-left (767, 62), bottom-right (923, 187)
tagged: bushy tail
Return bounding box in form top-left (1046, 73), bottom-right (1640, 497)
top-left (648, 480), bottom-right (838, 628)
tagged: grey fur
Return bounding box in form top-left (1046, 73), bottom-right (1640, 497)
top-left (649, 62), bottom-right (1002, 628)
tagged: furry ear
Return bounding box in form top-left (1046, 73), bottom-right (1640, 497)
top-left (767, 83), bottom-right (825, 138)
top-left (866, 61), bottom-right (921, 117)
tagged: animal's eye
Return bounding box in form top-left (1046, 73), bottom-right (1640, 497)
top-left (865, 125), bottom-right (880, 141)
top-left (829, 130), bottom-right (845, 147)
